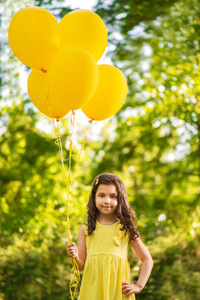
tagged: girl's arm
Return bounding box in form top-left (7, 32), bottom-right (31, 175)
top-left (67, 225), bottom-right (87, 272)
top-left (122, 238), bottom-right (153, 296)
top-left (130, 238), bottom-right (153, 289)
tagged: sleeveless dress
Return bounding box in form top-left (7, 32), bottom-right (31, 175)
top-left (78, 221), bottom-right (135, 300)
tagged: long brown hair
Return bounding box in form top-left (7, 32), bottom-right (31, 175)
top-left (86, 173), bottom-right (140, 240)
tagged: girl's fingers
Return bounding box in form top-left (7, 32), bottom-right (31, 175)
top-left (66, 243), bottom-right (77, 257)
top-left (122, 282), bottom-right (129, 289)
top-left (122, 286), bottom-right (131, 293)
top-left (67, 247), bottom-right (75, 253)
top-left (126, 291), bottom-right (132, 297)
top-left (67, 243), bottom-right (76, 251)
top-left (122, 282), bottom-right (130, 285)
top-left (122, 282), bottom-right (134, 295)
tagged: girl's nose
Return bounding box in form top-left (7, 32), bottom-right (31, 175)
top-left (105, 197), bottom-right (111, 204)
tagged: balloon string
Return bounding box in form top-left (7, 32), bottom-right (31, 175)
top-left (69, 117), bottom-right (93, 299)
top-left (70, 259), bottom-right (80, 299)
top-left (53, 118), bottom-right (71, 240)
top-left (53, 113), bottom-right (80, 300)
top-left (66, 111), bottom-right (75, 244)
top-left (76, 119), bottom-right (93, 170)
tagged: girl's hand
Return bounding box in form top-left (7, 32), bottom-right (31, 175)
top-left (66, 242), bottom-right (78, 258)
top-left (122, 281), bottom-right (142, 297)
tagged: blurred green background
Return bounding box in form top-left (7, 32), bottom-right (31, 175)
top-left (1, 0), bottom-right (200, 299)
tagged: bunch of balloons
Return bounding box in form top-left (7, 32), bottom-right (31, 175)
top-left (8, 7), bottom-right (127, 121)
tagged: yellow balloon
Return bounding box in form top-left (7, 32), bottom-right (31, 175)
top-left (8, 7), bottom-right (60, 70)
top-left (28, 69), bottom-right (70, 119)
top-left (82, 64), bottom-right (128, 121)
top-left (59, 9), bottom-right (108, 61)
top-left (47, 47), bottom-right (99, 111)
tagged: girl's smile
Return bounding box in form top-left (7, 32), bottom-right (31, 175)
top-left (95, 184), bottom-right (118, 218)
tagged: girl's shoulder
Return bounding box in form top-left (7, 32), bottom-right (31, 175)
top-left (82, 222), bottom-right (89, 236)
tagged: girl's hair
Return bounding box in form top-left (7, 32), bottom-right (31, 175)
top-left (86, 173), bottom-right (140, 240)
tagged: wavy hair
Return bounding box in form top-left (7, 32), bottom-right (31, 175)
top-left (86, 173), bottom-right (140, 240)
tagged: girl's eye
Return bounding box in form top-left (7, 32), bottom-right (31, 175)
top-left (111, 195), bottom-right (117, 198)
top-left (99, 194), bottom-right (104, 197)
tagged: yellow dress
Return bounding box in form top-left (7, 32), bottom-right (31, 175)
top-left (79, 221), bottom-right (135, 300)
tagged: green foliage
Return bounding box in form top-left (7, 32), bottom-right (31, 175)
top-left (129, 206), bottom-right (200, 299)
top-left (141, 233), bottom-right (200, 299)
top-left (0, 238), bottom-right (72, 300)
top-left (0, 102), bottom-right (88, 299)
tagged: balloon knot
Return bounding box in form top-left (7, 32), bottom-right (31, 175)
top-left (89, 119), bottom-right (93, 124)
top-left (56, 117), bottom-right (59, 123)
top-left (41, 69), bottom-right (47, 73)
top-left (71, 110), bottom-right (75, 115)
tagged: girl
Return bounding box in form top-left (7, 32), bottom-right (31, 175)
top-left (67, 173), bottom-right (153, 299)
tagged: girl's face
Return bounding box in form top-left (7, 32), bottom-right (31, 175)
top-left (95, 184), bottom-right (118, 218)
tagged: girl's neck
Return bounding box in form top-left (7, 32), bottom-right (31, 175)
top-left (97, 214), bottom-right (117, 225)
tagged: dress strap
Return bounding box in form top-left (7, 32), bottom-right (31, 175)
top-left (83, 224), bottom-right (88, 236)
